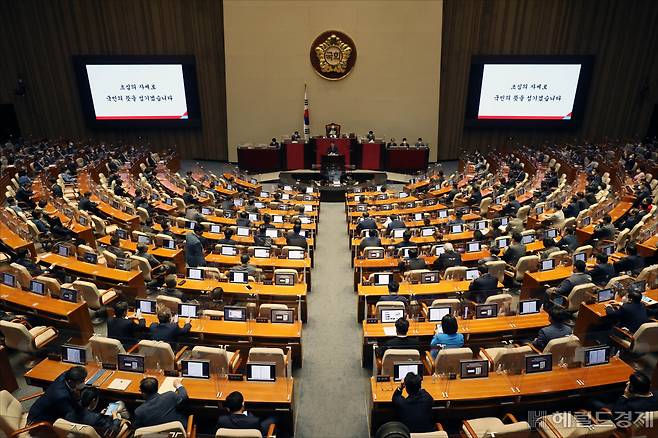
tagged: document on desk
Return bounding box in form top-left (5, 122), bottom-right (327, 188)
top-left (383, 326), bottom-right (397, 336)
top-left (107, 378), bottom-right (131, 391)
top-left (158, 377), bottom-right (178, 394)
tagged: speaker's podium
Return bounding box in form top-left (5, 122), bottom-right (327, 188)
top-left (315, 123), bottom-right (351, 166)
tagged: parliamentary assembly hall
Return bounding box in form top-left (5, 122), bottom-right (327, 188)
top-left (1, 0), bottom-right (658, 437)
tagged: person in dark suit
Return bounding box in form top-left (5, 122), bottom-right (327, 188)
top-left (593, 372), bottom-right (658, 424)
top-left (216, 391), bottom-right (275, 436)
top-left (398, 248), bottom-right (427, 272)
top-left (182, 189), bottom-right (195, 206)
top-left (431, 243), bottom-right (462, 271)
top-left (217, 227), bottom-right (238, 245)
top-left (31, 210), bottom-right (50, 234)
top-left (606, 290), bottom-right (649, 333)
top-left (107, 301), bottom-right (146, 349)
top-left (466, 264), bottom-right (498, 304)
top-left (563, 197), bottom-right (580, 218)
top-left (134, 377), bottom-right (189, 428)
top-left (618, 208), bottom-right (642, 231)
top-left (592, 214), bottom-right (616, 241)
top-left (559, 226), bottom-right (580, 252)
top-left (502, 232), bottom-right (526, 266)
top-left (531, 309), bottom-right (573, 350)
top-left (149, 305), bottom-right (192, 349)
top-left (501, 194), bottom-right (521, 217)
top-left (378, 318), bottom-right (419, 357)
top-left (378, 281), bottom-right (409, 305)
top-left (285, 223), bottom-right (308, 250)
top-left (356, 212), bottom-right (377, 234)
top-left (27, 366), bottom-right (88, 424)
top-left (614, 244), bottom-right (645, 275)
top-left (105, 235), bottom-right (127, 259)
top-left (394, 230), bottom-right (416, 250)
top-left (386, 214), bottom-right (406, 236)
top-left (65, 387), bottom-right (123, 437)
top-left (327, 142), bottom-right (339, 155)
top-left (14, 248), bottom-right (43, 276)
top-left (392, 372), bottom-right (435, 433)
top-left (359, 229), bottom-right (382, 254)
top-left (78, 191), bottom-right (99, 214)
top-left (236, 211), bottom-right (251, 227)
top-left (160, 275), bottom-right (184, 299)
top-left (588, 253), bottom-right (616, 286)
top-left (185, 225), bottom-right (207, 267)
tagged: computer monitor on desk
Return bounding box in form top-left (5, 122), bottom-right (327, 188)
top-left (465, 268), bottom-right (480, 281)
top-left (187, 268), bottom-right (204, 280)
top-left (254, 248), bottom-right (270, 258)
top-left (526, 354), bottom-right (552, 374)
top-left (29, 280), bottom-right (46, 296)
top-left (428, 306), bottom-right (451, 322)
top-left (224, 306), bottom-right (247, 322)
top-left (540, 259), bottom-right (555, 272)
top-left (57, 245), bottom-right (70, 257)
top-left (450, 224), bottom-right (463, 234)
top-left (179, 303), bottom-right (199, 318)
top-left (221, 245), bottom-right (237, 256)
top-left (247, 362), bottom-right (276, 382)
top-left (181, 360), bottom-right (210, 379)
top-left (274, 272), bottom-right (295, 286)
top-left (380, 308), bottom-right (405, 323)
top-left (137, 234), bottom-right (151, 245)
top-left (288, 249), bottom-right (305, 260)
top-left (466, 241), bottom-right (481, 253)
top-left (373, 273), bottom-right (392, 286)
top-left (583, 346), bottom-right (610, 367)
top-left (518, 299), bottom-right (540, 315)
top-left (61, 345), bottom-right (86, 365)
top-left (438, 209), bottom-right (448, 218)
top-left (393, 362), bottom-right (422, 382)
top-left (115, 228), bottom-right (128, 239)
top-left (596, 288), bottom-right (615, 303)
top-left (136, 299), bottom-right (156, 314)
top-left (2, 272), bottom-right (16, 287)
top-left (460, 360), bottom-right (489, 379)
top-left (475, 304), bottom-right (497, 319)
top-left (229, 272), bottom-right (248, 284)
top-left (573, 252), bottom-right (587, 263)
top-left (60, 288), bottom-right (78, 303)
top-left (421, 271), bottom-right (440, 284)
top-left (118, 354), bottom-right (145, 373)
top-left (271, 309), bottom-right (294, 323)
top-left (210, 224), bottom-right (222, 234)
top-left (392, 229), bottom-right (406, 239)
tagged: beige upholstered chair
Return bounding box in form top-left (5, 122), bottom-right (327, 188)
top-left (134, 420), bottom-right (191, 438)
top-left (574, 245), bottom-right (593, 259)
top-left (9, 263), bottom-right (32, 289)
top-left (542, 335), bottom-right (582, 367)
top-left (157, 295), bottom-right (182, 315)
top-left (90, 335), bottom-right (126, 366)
top-left (484, 293), bottom-right (513, 316)
top-left (444, 266), bottom-right (467, 281)
top-left (375, 301), bottom-right (406, 321)
top-left (364, 246), bottom-right (386, 259)
top-left (130, 255), bottom-right (153, 281)
top-left (72, 280), bottom-right (117, 310)
top-left (258, 303), bottom-right (289, 320)
top-left (548, 250), bottom-right (569, 264)
top-left (247, 347), bottom-right (291, 378)
top-left (190, 346), bottom-right (236, 374)
top-left (273, 268), bottom-right (300, 285)
top-left (0, 320), bottom-right (58, 354)
top-left (505, 255), bottom-right (539, 284)
top-left (562, 283), bottom-right (596, 312)
top-left (53, 418), bottom-right (102, 438)
top-left (479, 345), bottom-right (533, 374)
top-left (135, 340), bottom-right (181, 372)
top-left (429, 299), bottom-right (461, 316)
top-left (486, 261), bottom-right (506, 283)
top-left (462, 414), bottom-right (531, 438)
top-left (537, 411), bottom-right (616, 438)
top-left (0, 390), bottom-right (55, 437)
top-left (380, 349), bottom-right (420, 376)
top-left (610, 321), bottom-right (658, 354)
top-left (431, 347), bottom-right (472, 376)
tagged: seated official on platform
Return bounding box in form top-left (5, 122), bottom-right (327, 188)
top-left (430, 314), bottom-right (464, 358)
top-left (392, 372), bottom-right (435, 433)
top-left (377, 317), bottom-right (419, 357)
top-left (108, 301), bottom-right (146, 349)
top-left (327, 142), bottom-right (339, 155)
top-left (134, 377), bottom-right (189, 428)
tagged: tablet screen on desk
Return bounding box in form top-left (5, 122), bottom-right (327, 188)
top-left (596, 288), bottom-right (615, 303)
top-left (518, 299), bottom-right (540, 315)
top-left (392, 229), bottom-right (406, 239)
top-left (421, 271), bottom-right (440, 284)
top-left (433, 245), bottom-right (445, 256)
top-left (474, 221), bottom-right (487, 230)
top-left (137, 234), bottom-right (151, 245)
top-left (460, 360), bottom-right (489, 379)
top-left (116, 258), bottom-right (132, 271)
top-left (497, 238), bottom-right (509, 248)
top-left (61, 345), bottom-right (86, 365)
top-left (179, 303), bottom-right (198, 318)
top-left (380, 308), bottom-right (405, 323)
top-left (421, 227), bottom-right (435, 237)
top-left (29, 280), bottom-right (46, 296)
top-left (450, 224), bottom-right (463, 234)
top-left (573, 252), bottom-right (587, 263)
top-left (224, 306), bottom-right (247, 321)
top-left (288, 250), bottom-right (304, 260)
top-left (521, 234), bottom-right (535, 244)
top-left (221, 245), bottom-right (237, 256)
top-left (274, 273), bottom-right (295, 286)
top-left (500, 217), bottom-right (509, 226)
top-left (545, 228), bottom-right (558, 238)
top-left (60, 288), bottom-right (78, 303)
top-left (525, 354), bottom-right (552, 374)
top-left (229, 272), bottom-right (248, 284)
top-left (162, 239), bottom-right (176, 249)
top-left (438, 209), bottom-right (448, 218)
top-left (465, 268), bottom-right (480, 281)
top-left (114, 228), bottom-right (128, 240)
top-left (467, 242), bottom-right (481, 252)
top-left (583, 346), bottom-right (610, 367)
top-left (475, 304), bottom-right (497, 319)
top-left (254, 248), bottom-right (270, 258)
top-left (428, 306), bottom-right (451, 322)
top-left (236, 227), bottom-right (250, 237)
top-left (118, 354), bottom-right (144, 373)
top-left (79, 215), bottom-right (88, 226)
top-left (136, 299), bottom-right (156, 314)
top-left (299, 216), bottom-right (311, 224)
top-left (373, 273), bottom-right (391, 286)
top-left (2, 272), bottom-right (16, 287)
top-left (187, 221), bottom-right (198, 230)
top-left (249, 213), bottom-right (259, 222)
top-left (201, 207), bottom-right (213, 215)
top-left (57, 245), bottom-right (70, 257)
top-left (600, 244), bottom-right (613, 256)
top-left (247, 362), bottom-right (276, 382)
top-left (83, 252), bottom-right (98, 264)
top-left (187, 268), bottom-right (203, 280)
top-left (265, 228), bottom-right (278, 239)
top-left (181, 360), bottom-right (209, 378)
top-left (394, 362), bottom-right (422, 382)
top-left (273, 215), bottom-right (284, 223)
top-left (210, 224), bottom-right (222, 234)
top-left (366, 249), bottom-right (384, 259)
top-left (540, 259), bottom-right (555, 272)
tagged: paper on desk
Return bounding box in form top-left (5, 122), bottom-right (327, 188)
top-left (107, 378), bottom-right (131, 391)
top-left (158, 377), bottom-right (178, 394)
top-left (383, 326), bottom-right (397, 336)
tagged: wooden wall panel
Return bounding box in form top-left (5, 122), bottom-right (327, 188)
top-left (438, 0), bottom-right (658, 160)
top-left (0, 0), bottom-right (227, 160)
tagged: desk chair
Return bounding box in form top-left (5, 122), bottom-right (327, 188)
top-left (537, 410), bottom-right (616, 438)
top-left (380, 349), bottom-right (421, 376)
top-left (484, 293), bottom-right (513, 316)
top-left (444, 266), bottom-right (467, 281)
top-left (0, 390), bottom-right (55, 437)
top-left (258, 303), bottom-right (291, 320)
top-left (216, 425), bottom-right (276, 438)
top-left (548, 250), bottom-right (570, 264)
top-left (0, 319), bottom-right (58, 367)
top-left (90, 215), bottom-right (118, 236)
top-left (102, 250), bottom-right (118, 268)
top-left (404, 269), bottom-right (431, 283)
top-left (9, 263), bottom-right (60, 295)
top-left (72, 280), bottom-right (118, 315)
top-left (610, 321), bottom-right (658, 355)
top-left (53, 418), bottom-right (130, 438)
top-left (462, 414), bottom-right (531, 438)
top-left (134, 418), bottom-right (194, 438)
top-left (156, 295), bottom-right (182, 316)
top-left (532, 335), bottom-right (582, 367)
top-left (90, 335), bottom-right (126, 366)
top-left (575, 245), bottom-right (594, 259)
top-left (190, 346), bottom-right (239, 374)
top-left (635, 265), bottom-right (658, 289)
top-left (428, 347), bottom-right (473, 376)
top-left (247, 347), bottom-right (291, 378)
top-left (201, 309), bottom-right (223, 319)
top-left (78, 244), bottom-right (106, 266)
top-left (479, 197), bottom-right (492, 216)
top-left (132, 340), bottom-right (187, 372)
top-left (604, 275), bottom-right (633, 291)
top-left (274, 268), bottom-right (302, 284)
top-left (479, 345), bottom-right (533, 374)
top-left (364, 247), bottom-right (386, 259)
top-left (375, 301), bottom-right (406, 320)
top-left (173, 197), bottom-right (186, 213)
top-left (552, 283), bottom-right (596, 314)
top-left (131, 255), bottom-right (161, 285)
top-left (615, 228), bottom-right (630, 252)
top-left (427, 298), bottom-right (461, 317)
top-left (136, 207), bottom-right (150, 223)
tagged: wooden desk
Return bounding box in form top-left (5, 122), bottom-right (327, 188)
top-left (347, 213), bottom-right (481, 233)
top-left (0, 221), bottom-right (37, 257)
top-left (131, 313), bottom-right (304, 367)
top-left (205, 254), bottom-right (312, 290)
top-left (223, 173), bottom-right (262, 193)
top-left (369, 357), bottom-right (632, 433)
top-left (576, 200), bottom-right (634, 244)
top-left (43, 204), bottom-right (96, 245)
top-left (97, 235), bottom-right (185, 273)
top-left (25, 359), bottom-right (294, 430)
top-left (346, 203), bottom-right (447, 218)
top-left (90, 196), bottom-right (140, 230)
top-left (637, 235), bottom-right (658, 257)
top-left (0, 284), bottom-right (94, 343)
top-left (361, 312), bottom-right (549, 365)
top-left (573, 289), bottom-right (658, 344)
top-left (175, 278), bottom-right (308, 322)
top-left (38, 253), bottom-right (146, 298)
top-left (521, 265), bottom-right (573, 300)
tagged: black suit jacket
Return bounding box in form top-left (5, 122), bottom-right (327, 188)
top-left (149, 322), bottom-right (192, 348)
top-left (392, 388), bottom-right (435, 433)
top-left (285, 233), bottom-right (308, 250)
top-left (588, 263), bottom-right (615, 286)
top-left (107, 316), bottom-right (146, 349)
top-left (502, 243), bottom-right (526, 266)
top-left (27, 372), bottom-right (79, 424)
top-left (469, 273), bottom-right (498, 292)
top-left (432, 252), bottom-right (462, 271)
top-left (216, 412), bottom-right (268, 435)
top-left (379, 336), bottom-right (419, 358)
top-left (134, 388), bottom-right (189, 428)
top-left (606, 301), bottom-right (649, 333)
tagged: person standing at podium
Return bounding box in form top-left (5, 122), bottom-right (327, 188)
top-left (327, 142), bottom-right (339, 155)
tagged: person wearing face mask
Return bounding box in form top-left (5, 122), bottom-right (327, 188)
top-left (27, 366), bottom-right (88, 424)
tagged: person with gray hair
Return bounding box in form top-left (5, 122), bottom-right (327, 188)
top-left (431, 242), bottom-right (461, 271)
